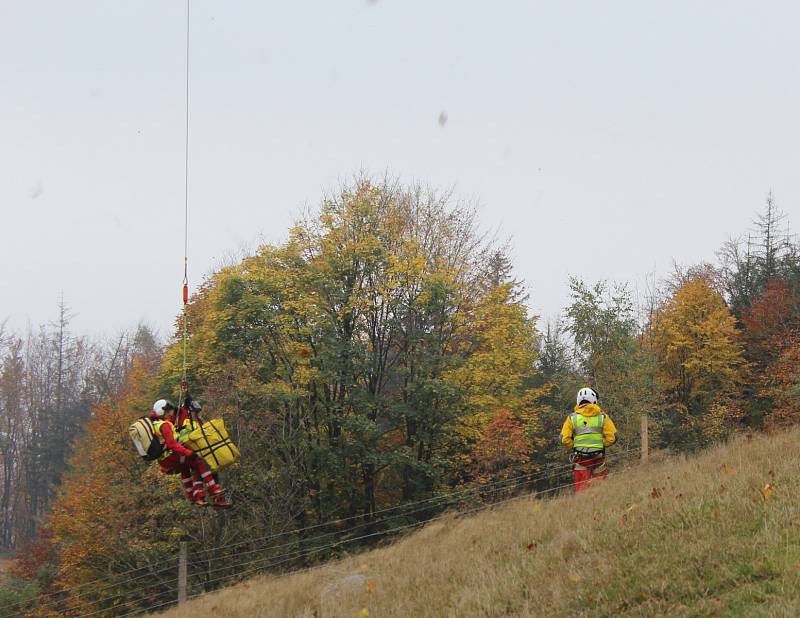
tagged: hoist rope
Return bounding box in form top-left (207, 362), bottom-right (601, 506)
top-left (181, 0), bottom-right (191, 397)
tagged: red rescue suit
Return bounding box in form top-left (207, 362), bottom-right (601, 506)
top-left (151, 411), bottom-right (222, 503)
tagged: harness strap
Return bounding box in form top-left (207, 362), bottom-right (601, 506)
top-left (197, 421), bottom-right (222, 469)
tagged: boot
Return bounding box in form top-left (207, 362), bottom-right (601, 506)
top-left (191, 493), bottom-right (209, 507)
top-left (211, 493), bottom-right (232, 509)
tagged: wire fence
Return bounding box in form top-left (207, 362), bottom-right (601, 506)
top-left (0, 446), bottom-right (642, 618)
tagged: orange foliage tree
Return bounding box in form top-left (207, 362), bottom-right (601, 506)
top-left (740, 279), bottom-right (800, 426)
top-left (32, 357), bottom-right (192, 617)
top-left (762, 334), bottom-right (800, 430)
top-left (470, 409), bottom-right (532, 491)
top-left (741, 279), bottom-right (800, 370)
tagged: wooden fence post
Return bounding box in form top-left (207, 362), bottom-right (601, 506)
top-left (178, 541), bottom-right (188, 604)
top-left (641, 413), bottom-right (649, 463)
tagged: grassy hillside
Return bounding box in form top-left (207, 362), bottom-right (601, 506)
top-left (155, 431), bottom-right (800, 617)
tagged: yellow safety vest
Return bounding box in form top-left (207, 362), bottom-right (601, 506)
top-left (570, 412), bottom-right (605, 453)
top-left (177, 418), bottom-right (200, 444)
top-left (152, 419), bottom-right (175, 461)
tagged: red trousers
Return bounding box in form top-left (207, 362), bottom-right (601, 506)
top-left (573, 456), bottom-right (607, 492)
top-left (159, 453), bottom-right (220, 502)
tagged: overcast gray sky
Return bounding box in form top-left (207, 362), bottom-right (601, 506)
top-left (2, 0), bottom-right (799, 338)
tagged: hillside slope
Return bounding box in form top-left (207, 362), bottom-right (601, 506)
top-left (155, 431), bottom-right (800, 617)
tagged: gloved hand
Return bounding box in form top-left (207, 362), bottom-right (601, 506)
top-left (189, 400), bottom-right (202, 413)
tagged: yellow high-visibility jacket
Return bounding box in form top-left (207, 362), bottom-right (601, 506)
top-left (561, 403), bottom-right (617, 449)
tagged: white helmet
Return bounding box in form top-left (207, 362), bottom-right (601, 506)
top-left (576, 387), bottom-right (598, 405)
top-left (152, 399), bottom-right (176, 417)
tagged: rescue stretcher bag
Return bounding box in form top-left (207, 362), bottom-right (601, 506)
top-left (129, 418), bottom-right (164, 461)
top-left (182, 418), bottom-right (240, 473)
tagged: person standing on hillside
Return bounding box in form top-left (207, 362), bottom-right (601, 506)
top-left (560, 387), bottom-right (617, 492)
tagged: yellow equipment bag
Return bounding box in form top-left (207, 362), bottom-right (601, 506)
top-left (182, 418), bottom-right (240, 473)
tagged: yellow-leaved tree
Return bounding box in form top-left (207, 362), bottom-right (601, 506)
top-left (649, 276), bottom-right (747, 448)
top-left (445, 277), bottom-right (547, 477)
top-left (157, 178), bottom-right (546, 530)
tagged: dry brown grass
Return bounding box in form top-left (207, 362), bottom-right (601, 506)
top-left (154, 431), bottom-right (800, 617)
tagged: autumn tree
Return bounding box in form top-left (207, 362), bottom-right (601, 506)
top-left (33, 356), bottom-right (186, 617)
top-left (0, 316), bottom-right (167, 616)
top-left (0, 311), bottom-right (160, 555)
top-left (741, 279), bottom-right (800, 369)
top-left (152, 178), bottom-right (543, 557)
top-left (446, 277), bottom-right (547, 479)
top-left (469, 409), bottom-right (531, 499)
top-left (761, 334), bottom-right (800, 429)
top-left (649, 276), bottom-right (747, 448)
top-left (738, 280), bottom-right (800, 425)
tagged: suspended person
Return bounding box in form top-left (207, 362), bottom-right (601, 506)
top-left (175, 384), bottom-right (226, 500)
top-left (150, 399), bottom-right (232, 508)
top-left (560, 387), bottom-right (617, 492)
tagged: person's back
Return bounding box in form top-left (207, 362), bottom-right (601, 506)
top-left (560, 387), bottom-right (617, 491)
